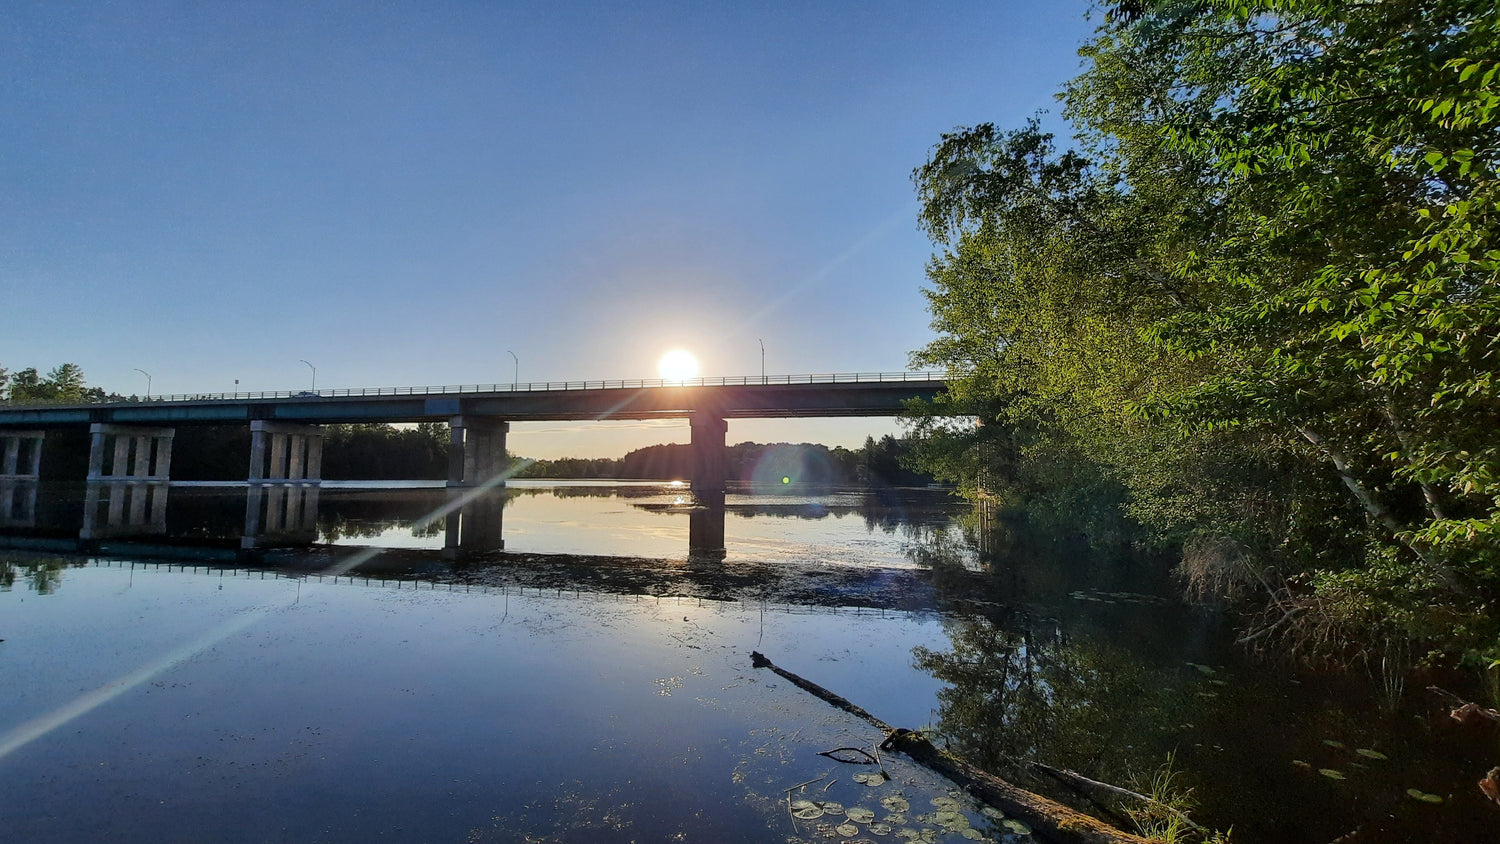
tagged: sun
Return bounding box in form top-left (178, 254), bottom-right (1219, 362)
top-left (658, 349), bottom-right (700, 381)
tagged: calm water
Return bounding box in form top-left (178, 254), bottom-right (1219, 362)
top-left (1, 481), bottom-right (1495, 842)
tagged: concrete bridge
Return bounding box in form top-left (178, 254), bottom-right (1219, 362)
top-left (0, 372), bottom-right (946, 555)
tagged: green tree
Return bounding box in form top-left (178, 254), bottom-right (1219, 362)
top-left (911, 0), bottom-right (1500, 661)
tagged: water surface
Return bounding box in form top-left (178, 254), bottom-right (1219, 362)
top-left (1, 482), bottom-right (1494, 842)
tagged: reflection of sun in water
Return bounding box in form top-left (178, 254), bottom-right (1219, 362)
top-left (658, 349), bottom-right (700, 381)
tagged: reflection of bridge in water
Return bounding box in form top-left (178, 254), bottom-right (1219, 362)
top-left (5, 481), bottom-right (944, 562)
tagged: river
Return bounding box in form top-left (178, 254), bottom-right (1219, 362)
top-left (0, 480), bottom-right (1493, 842)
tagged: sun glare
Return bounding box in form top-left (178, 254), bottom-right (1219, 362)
top-left (658, 349), bottom-right (700, 381)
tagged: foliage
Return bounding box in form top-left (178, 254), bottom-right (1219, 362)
top-left (1, 363), bottom-right (113, 403)
top-left (908, 0), bottom-right (1500, 661)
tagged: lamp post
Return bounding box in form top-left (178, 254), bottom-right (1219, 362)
top-left (758, 339), bottom-right (765, 382)
top-left (133, 368), bottom-right (152, 398)
top-left (299, 360), bottom-right (316, 392)
top-left (508, 350), bottom-right (518, 387)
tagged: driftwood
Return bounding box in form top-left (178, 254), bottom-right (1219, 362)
top-left (1428, 685), bottom-right (1500, 725)
top-left (751, 651), bottom-right (1160, 844)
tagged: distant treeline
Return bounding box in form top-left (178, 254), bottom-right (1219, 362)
top-left (515, 436), bottom-right (933, 487)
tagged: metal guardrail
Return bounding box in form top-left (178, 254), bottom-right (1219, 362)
top-left (0, 371), bottom-right (947, 409)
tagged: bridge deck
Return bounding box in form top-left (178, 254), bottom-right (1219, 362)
top-left (0, 372), bottom-right (946, 427)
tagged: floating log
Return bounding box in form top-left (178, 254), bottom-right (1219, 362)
top-left (750, 650), bottom-right (1160, 844)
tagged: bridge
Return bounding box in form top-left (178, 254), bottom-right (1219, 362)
top-left (0, 372), bottom-right (947, 556)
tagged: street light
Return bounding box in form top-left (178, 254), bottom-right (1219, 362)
top-left (133, 368), bottom-right (152, 398)
top-left (508, 350), bottom-right (518, 387)
top-left (758, 339), bottom-right (765, 382)
top-left (299, 359), bottom-right (316, 392)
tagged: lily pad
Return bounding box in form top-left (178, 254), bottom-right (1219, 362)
top-left (1322, 739), bottom-right (1346, 749)
top-left (1406, 789), bottom-right (1444, 804)
top-left (1319, 768), bottom-right (1346, 780)
top-left (868, 823), bottom-right (893, 836)
top-left (793, 804), bottom-right (825, 820)
top-left (1355, 748), bottom-right (1388, 760)
top-left (853, 771), bottom-right (889, 786)
top-left (881, 796), bottom-right (910, 812)
top-left (980, 806), bottom-right (1005, 819)
top-left (931, 796), bottom-right (962, 810)
top-left (835, 822), bottom-right (859, 837)
top-left (822, 801), bottom-right (847, 815)
top-left (961, 830), bottom-right (986, 840)
top-left (1001, 819), bottom-right (1032, 835)
top-left (847, 807), bottom-right (877, 824)
top-left (882, 814), bottom-right (908, 826)
top-left (935, 810), bottom-right (970, 830)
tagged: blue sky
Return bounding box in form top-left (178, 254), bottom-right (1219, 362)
top-left (2, 1), bottom-right (1095, 458)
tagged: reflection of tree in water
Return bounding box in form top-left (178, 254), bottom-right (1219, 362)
top-left (914, 612), bottom-right (1186, 786)
top-left (908, 520), bottom-right (1191, 791)
top-left (0, 555), bottom-right (71, 595)
top-left (315, 490), bottom-right (486, 541)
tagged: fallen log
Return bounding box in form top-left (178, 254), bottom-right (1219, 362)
top-left (750, 650), bottom-right (1160, 844)
top-left (883, 729), bottom-right (1161, 844)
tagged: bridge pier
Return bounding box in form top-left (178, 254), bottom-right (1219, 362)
top-left (1, 431), bottom-right (43, 528)
top-left (87, 423), bottom-right (174, 483)
top-left (689, 414), bottom-right (727, 497)
top-left (448, 417), bottom-right (508, 487)
top-left (243, 421), bottom-right (324, 549)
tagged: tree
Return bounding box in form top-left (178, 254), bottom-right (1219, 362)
top-left (911, 0), bottom-right (1500, 662)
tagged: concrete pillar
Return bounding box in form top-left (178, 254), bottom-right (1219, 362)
top-left (447, 421), bottom-right (466, 487)
top-left (287, 434), bottom-right (306, 480)
top-left (248, 427), bottom-right (267, 482)
top-left (690, 414), bottom-right (728, 495)
top-left (111, 436), bottom-right (131, 478)
top-left (0, 431), bottom-right (44, 482)
top-left (247, 422), bottom-right (324, 484)
top-left (27, 432), bottom-right (42, 477)
top-left (87, 429), bottom-right (105, 479)
top-left (268, 433), bottom-right (287, 481)
top-left (86, 425), bottom-right (174, 481)
top-left (305, 435), bottom-right (323, 482)
top-left (153, 435), bottom-right (172, 480)
top-left (132, 436), bottom-right (151, 479)
top-left (448, 417), bottom-right (508, 487)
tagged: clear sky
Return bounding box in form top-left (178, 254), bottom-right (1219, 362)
top-left (1, 1), bottom-right (1095, 458)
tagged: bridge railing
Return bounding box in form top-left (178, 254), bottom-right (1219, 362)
top-left (0, 371), bottom-right (947, 408)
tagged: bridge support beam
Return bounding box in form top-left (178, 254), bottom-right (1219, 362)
top-left (689, 414), bottom-right (727, 497)
top-left (0, 430), bottom-right (43, 528)
top-left (448, 417), bottom-right (508, 488)
top-left (243, 421), bottom-right (323, 550)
